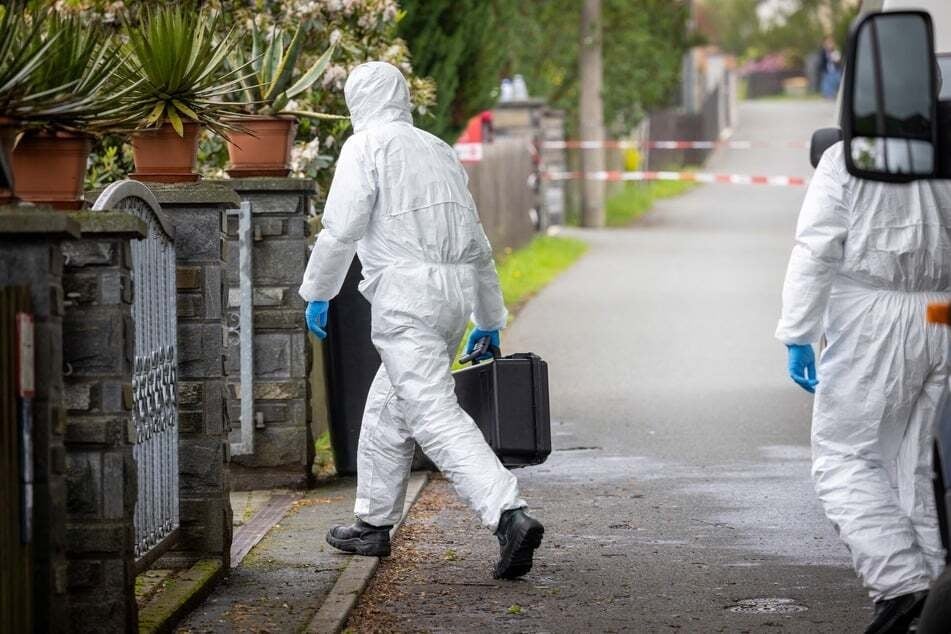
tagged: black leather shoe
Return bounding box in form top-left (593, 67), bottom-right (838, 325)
top-left (865, 591), bottom-right (928, 634)
top-left (494, 508), bottom-right (544, 579)
top-left (326, 519), bottom-right (392, 557)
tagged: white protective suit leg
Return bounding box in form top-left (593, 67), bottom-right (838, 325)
top-left (353, 365), bottom-right (415, 526)
top-left (354, 267), bottom-right (524, 532)
top-left (812, 288), bottom-right (950, 601)
top-left (899, 371), bottom-right (948, 582)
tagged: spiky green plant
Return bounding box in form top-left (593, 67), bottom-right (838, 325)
top-left (20, 14), bottom-right (129, 132)
top-left (115, 6), bottom-right (250, 137)
top-left (0, 5), bottom-right (61, 119)
top-left (231, 23), bottom-right (343, 121)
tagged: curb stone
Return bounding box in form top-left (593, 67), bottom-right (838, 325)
top-left (305, 472), bottom-right (430, 634)
top-left (137, 559), bottom-right (224, 634)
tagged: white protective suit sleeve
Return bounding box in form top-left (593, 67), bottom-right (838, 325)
top-left (299, 138), bottom-right (378, 302)
top-left (775, 147), bottom-right (850, 345)
top-left (472, 228), bottom-right (508, 331)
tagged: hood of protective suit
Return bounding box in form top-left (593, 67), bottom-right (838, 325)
top-left (345, 62), bottom-right (413, 132)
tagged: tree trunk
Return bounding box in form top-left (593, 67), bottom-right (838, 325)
top-left (579, 0), bottom-right (606, 227)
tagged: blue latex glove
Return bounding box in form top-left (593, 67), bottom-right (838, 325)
top-left (305, 301), bottom-right (329, 340)
top-left (465, 327), bottom-right (501, 361)
top-left (786, 344), bottom-right (819, 393)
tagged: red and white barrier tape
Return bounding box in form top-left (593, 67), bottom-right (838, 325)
top-left (542, 139), bottom-right (809, 150)
top-left (543, 170), bottom-right (808, 187)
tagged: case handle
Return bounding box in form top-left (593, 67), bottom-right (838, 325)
top-left (458, 335), bottom-right (501, 365)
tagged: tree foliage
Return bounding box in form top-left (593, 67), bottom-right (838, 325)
top-left (398, 0), bottom-right (515, 141)
top-left (700, 0), bottom-right (860, 65)
top-left (503, 0), bottom-right (689, 136)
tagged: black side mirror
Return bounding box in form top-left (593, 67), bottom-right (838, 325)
top-left (842, 10), bottom-right (938, 182)
top-left (810, 127), bottom-right (843, 168)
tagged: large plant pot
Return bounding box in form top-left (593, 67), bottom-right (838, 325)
top-left (226, 116), bottom-right (298, 178)
top-left (12, 130), bottom-right (92, 210)
top-left (132, 121), bottom-right (201, 183)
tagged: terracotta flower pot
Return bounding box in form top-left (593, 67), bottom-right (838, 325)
top-left (132, 121), bottom-right (201, 183)
top-left (226, 116), bottom-right (298, 178)
top-left (12, 130), bottom-right (92, 210)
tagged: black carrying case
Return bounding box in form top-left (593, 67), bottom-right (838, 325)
top-left (452, 352), bottom-right (552, 468)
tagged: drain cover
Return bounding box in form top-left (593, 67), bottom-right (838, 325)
top-left (727, 598), bottom-right (808, 614)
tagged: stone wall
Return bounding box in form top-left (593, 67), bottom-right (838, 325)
top-left (147, 183), bottom-right (238, 566)
top-left (61, 217), bottom-right (145, 633)
top-left (220, 178), bottom-right (316, 490)
top-left (0, 206), bottom-right (79, 633)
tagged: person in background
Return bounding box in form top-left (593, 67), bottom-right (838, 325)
top-left (299, 61), bottom-right (544, 579)
top-left (819, 36), bottom-right (843, 99)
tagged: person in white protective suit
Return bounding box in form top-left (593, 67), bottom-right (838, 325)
top-left (776, 141), bottom-right (951, 633)
top-left (298, 62), bottom-right (544, 579)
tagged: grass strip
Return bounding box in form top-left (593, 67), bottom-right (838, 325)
top-left (605, 180), bottom-right (697, 227)
top-left (454, 234), bottom-right (588, 367)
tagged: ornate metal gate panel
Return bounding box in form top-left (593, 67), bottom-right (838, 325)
top-left (93, 181), bottom-right (179, 562)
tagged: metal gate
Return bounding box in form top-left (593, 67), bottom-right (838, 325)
top-left (93, 181), bottom-right (179, 565)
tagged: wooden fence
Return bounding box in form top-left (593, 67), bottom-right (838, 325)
top-left (465, 138), bottom-right (538, 253)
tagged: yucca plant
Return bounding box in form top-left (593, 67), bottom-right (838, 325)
top-left (115, 6), bottom-right (250, 137)
top-left (0, 6), bottom-right (60, 119)
top-left (19, 14), bottom-right (129, 132)
top-left (231, 22), bottom-right (342, 121)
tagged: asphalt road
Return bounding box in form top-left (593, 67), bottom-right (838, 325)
top-left (349, 99), bottom-right (871, 633)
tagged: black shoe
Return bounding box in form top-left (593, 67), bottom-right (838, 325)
top-left (326, 519), bottom-right (392, 557)
top-left (494, 508), bottom-right (544, 579)
top-left (865, 591), bottom-right (928, 634)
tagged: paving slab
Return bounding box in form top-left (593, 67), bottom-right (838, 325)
top-left (177, 479), bottom-right (358, 633)
top-left (178, 475), bottom-right (427, 633)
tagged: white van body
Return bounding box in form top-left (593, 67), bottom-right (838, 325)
top-left (880, 0), bottom-right (951, 52)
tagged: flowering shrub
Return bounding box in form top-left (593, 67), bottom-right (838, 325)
top-left (209, 0), bottom-right (435, 186)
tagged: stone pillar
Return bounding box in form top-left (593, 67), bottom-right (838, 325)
top-left (219, 178), bottom-right (317, 490)
top-left (148, 183), bottom-right (239, 566)
top-left (0, 206), bottom-right (79, 633)
top-left (60, 212), bottom-right (147, 633)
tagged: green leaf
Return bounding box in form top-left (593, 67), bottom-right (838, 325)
top-left (172, 99), bottom-right (199, 122)
top-left (260, 28), bottom-right (283, 89)
top-left (250, 21), bottom-right (262, 74)
top-left (281, 109), bottom-right (349, 122)
top-left (271, 92), bottom-right (289, 113)
top-left (263, 24), bottom-right (305, 102)
top-left (167, 107), bottom-right (184, 136)
top-left (144, 101), bottom-right (166, 125)
top-left (286, 45), bottom-right (334, 99)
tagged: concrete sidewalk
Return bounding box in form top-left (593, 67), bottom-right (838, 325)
top-left (175, 474), bottom-right (426, 634)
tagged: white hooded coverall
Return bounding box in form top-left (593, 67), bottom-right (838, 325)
top-left (776, 142), bottom-right (951, 601)
top-left (299, 62), bottom-right (524, 531)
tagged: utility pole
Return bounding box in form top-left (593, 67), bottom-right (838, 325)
top-left (579, 0), bottom-right (605, 227)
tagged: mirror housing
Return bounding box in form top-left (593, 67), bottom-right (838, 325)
top-left (842, 10), bottom-right (939, 182)
top-left (810, 127), bottom-right (843, 168)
